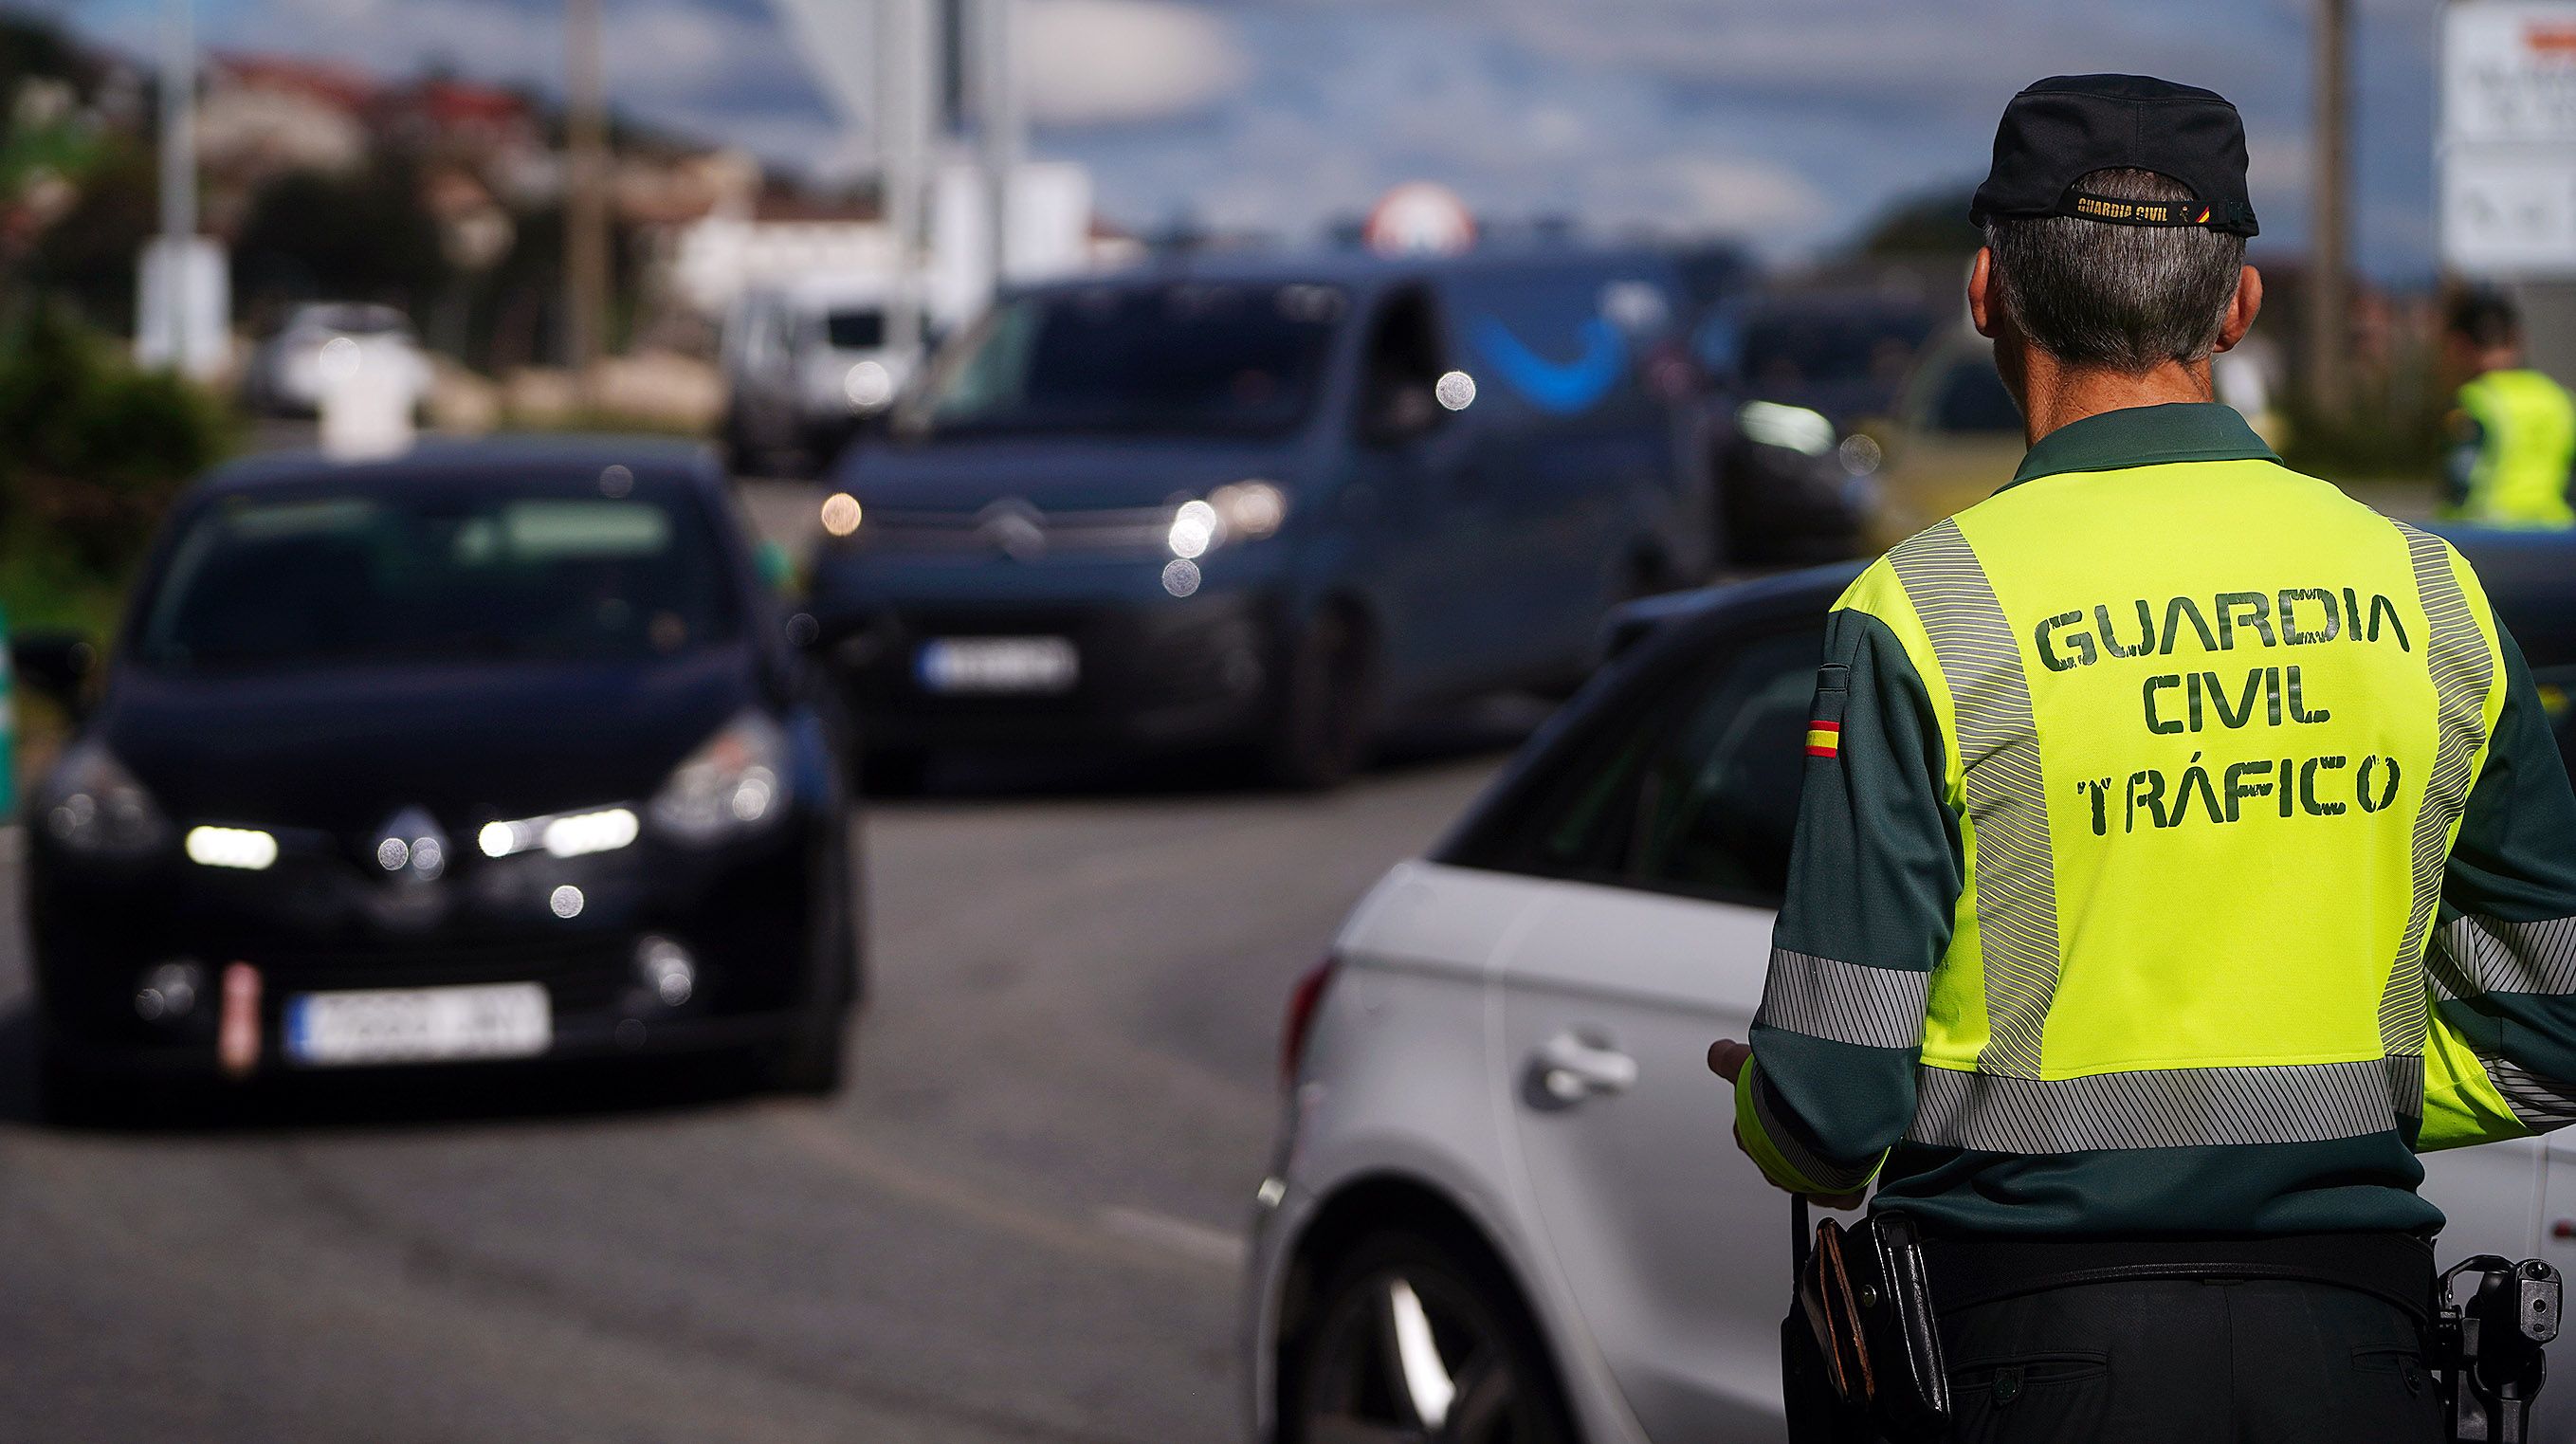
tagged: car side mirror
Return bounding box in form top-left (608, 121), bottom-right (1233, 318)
top-left (11, 629), bottom-right (99, 709)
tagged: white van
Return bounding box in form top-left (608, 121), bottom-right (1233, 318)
top-left (720, 276), bottom-right (919, 474)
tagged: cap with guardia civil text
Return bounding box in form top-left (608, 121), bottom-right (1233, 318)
top-left (1969, 74), bottom-right (2259, 237)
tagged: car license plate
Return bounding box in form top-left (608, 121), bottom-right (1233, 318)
top-left (917, 636), bottom-right (1079, 695)
top-left (285, 982), bottom-right (551, 1067)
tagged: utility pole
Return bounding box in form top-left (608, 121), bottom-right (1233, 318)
top-left (565, 0), bottom-right (612, 383)
top-left (137, 0), bottom-right (211, 377)
top-left (880, 0), bottom-right (926, 358)
top-left (976, 0), bottom-right (1018, 300)
top-left (157, 0), bottom-right (195, 327)
top-left (2307, 0), bottom-right (2352, 417)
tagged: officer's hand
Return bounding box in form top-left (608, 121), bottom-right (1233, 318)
top-left (1707, 1037), bottom-right (1751, 1082)
top-left (1713, 1038), bottom-right (1865, 1211)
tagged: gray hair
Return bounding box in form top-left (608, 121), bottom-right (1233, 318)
top-left (1982, 168), bottom-right (2247, 375)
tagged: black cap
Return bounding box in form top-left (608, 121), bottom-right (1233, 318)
top-left (1970, 74), bottom-right (2259, 237)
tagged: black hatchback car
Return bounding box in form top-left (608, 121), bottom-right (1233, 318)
top-left (24, 438), bottom-right (860, 1116)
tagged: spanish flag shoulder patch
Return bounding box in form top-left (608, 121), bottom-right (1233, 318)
top-left (1805, 721), bottom-right (1841, 759)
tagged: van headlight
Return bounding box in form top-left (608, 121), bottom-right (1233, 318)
top-left (1168, 481), bottom-right (1289, 558)
top-left (43, 741), bottom-right (173, 860)
top-left (649, 711), bottom-right (788, 845)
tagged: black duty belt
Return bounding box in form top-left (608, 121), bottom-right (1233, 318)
top-left (1924, 1231), bottom-right (2438, 1323)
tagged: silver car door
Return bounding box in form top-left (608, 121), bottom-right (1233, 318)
top-left (1486, 625), bottom-right (1824, 1442)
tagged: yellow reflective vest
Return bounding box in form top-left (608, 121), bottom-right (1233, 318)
top-left (2447, 369), bottom-right (2576, 529)
top-left (1737, 402), bottom-right (2576, 1236)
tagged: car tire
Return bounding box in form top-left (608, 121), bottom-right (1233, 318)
top-left (33, 1034), bottom-right (138, 1128)
top-left (1265, 609), bottom-right (1376, 791)
top-left (720, 407), bottom-right (762, 479)
top-left (761, 820), bottom-right (864, 1097)
top-left (1279, 1226), bottom-right (1579, 1444)
top-left (760, 1000), bottom-right (850, 1097)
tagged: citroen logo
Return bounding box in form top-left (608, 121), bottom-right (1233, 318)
top-left (375, 806), bottom-right (448, 882)
top-left (977, 499), bottom-right (1047, 561)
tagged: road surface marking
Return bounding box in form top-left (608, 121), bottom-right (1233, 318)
top-left (762, 1107), bottom-right (1239, 1278)
top-left (1095, 1206), bottom-right (1248, 1269)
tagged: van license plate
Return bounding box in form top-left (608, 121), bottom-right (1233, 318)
top-left (917, 637), bottom-right (1079, 694)
top-left (285, 983), bottom-right (551, 1067)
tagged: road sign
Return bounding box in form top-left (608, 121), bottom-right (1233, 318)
top-left (2442, 2), bottom-right (2576, 276)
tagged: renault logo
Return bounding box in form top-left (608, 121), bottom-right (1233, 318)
top-left (977, 500), bottom-right (1047, 561)
top-left (375, 806), bottom-right (448, 881)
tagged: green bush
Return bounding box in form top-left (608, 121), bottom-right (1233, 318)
top-left (0, 304), bottom-right (234, 631)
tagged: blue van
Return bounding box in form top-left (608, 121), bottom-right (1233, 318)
top-left (803, 248), bottom-right (1714, 787)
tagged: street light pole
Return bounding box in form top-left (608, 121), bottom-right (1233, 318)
top-left (881, 0), bottom-right (925, 359)
top-left (565, 0), bottom-right (611, 383)
top-left (2308, 0), bottom-right (2352, 417)
top-left (977, 0), bottom-right (1017, 301)
top-left (155, 0), bottom-right (196, 372)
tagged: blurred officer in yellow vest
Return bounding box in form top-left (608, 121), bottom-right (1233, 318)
top-left (2443, 291), bottom-right (2575, 529)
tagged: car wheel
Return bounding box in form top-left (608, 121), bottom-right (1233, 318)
top-left (1266, 608), bottom-right (1376, 791)
top-left (1280, 1228), bottom-right (1578, 1444)
top-left (33, 1034), bottom-right (138, 1128)
top-left (762, 826), bottom-right (863, 1097)
top-left (760, 1001), bottom-right (850, 1097)
top-left (720, 406), bottom-right (761, 478)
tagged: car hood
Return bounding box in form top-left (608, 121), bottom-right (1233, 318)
top-left (835, 435), bottom-right (1301, 513)
top-left (93, 648), bottom-right (756, 836)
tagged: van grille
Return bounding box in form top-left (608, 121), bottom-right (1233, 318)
top-left (856, 503), bottom-right (1174, 558)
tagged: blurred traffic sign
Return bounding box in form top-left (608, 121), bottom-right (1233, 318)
top-left (2442, 1), bottom-right (2576, 276)
top-left (1364, 183), bottom-right (1476, 257)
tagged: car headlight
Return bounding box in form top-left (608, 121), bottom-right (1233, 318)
top-left (1167, 481), bottom-right (1289, 558)
top-left (649, 710), bottom-right (788, 845)
top-left (43, 741), bottom-right (173, 860)
top-left (1738, 400), bottom-right (1837, 456)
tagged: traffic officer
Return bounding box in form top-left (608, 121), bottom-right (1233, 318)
top-left (1708, 74), bottom-right (2576, 1440)
top-left (2441, 290), bottom-right (2575, 528)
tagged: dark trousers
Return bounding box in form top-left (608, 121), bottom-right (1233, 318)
top-left (1934, 1277), bottom-right (2441, 1442)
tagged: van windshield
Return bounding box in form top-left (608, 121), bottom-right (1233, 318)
top-left (826, 310), bottom-right (885, 350)
top-left (907, 283), bottom-right (1346, 438)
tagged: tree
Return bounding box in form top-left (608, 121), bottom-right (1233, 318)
top-left (231, 158), bottom-right (451, 321)
top-left (1851, 186), bottom-right (1982, 259)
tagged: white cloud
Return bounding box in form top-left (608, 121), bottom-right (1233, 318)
top-left (1017, 0), bottom-right (1251, 126)
top-left (46, 0), bottom-right (2445, 273)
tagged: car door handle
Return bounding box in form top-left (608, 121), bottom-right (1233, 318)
top-left (1533, 1030), bottom-right (1637, 1104)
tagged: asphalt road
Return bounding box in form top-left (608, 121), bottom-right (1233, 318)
top-left (0, 465), bottom-right (1527, 1440)
top-left (0, 750), bottom-right (1522, 1442)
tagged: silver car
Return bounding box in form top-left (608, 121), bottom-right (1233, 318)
top-left (1246, 564), bottom-right (2576, 1444)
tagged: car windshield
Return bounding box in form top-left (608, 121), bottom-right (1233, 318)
top-left (1742, 309), bottom-right (1930, 392)
top-left (825, 309), bottom-right (885, 350)
top-left (905, 282), bottom-right (1346, 437)
top-left (133, 479), bottom-right (739, 672)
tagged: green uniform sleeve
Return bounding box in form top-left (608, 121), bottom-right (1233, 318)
top-left (2424, 621), bottom-right (2576, 1143)
top-left (1735, 594), bottom-right (1963, 1194)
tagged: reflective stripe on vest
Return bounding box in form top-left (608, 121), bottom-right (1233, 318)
top-left (1888, 519), bottom-right (2059, 1080)
top-left (2384, 524), bottom-right (2493, 1058)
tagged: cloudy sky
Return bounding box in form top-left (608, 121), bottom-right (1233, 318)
top-left (38, 0), bottom-right (2448, 277)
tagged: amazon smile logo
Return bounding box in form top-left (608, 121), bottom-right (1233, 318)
top-left (1471, 316), bottom-right (1626, 415)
